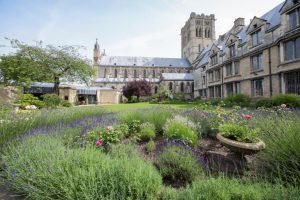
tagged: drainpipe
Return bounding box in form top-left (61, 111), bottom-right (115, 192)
top-left (268, 47), bottom-right (273, 96)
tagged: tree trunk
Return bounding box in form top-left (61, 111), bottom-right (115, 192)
top-left (53, 76), bottom-right (60, 95)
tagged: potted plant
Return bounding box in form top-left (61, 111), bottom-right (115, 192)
top-left (217, 119), bottom-right (265, 154)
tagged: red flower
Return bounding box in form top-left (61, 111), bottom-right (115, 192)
top-left (244, 114), bottom-right (252, 120)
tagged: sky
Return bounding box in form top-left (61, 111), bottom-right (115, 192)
top-left (0, 0), bottom-right (284, 59)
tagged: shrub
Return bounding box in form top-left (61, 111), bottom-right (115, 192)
top-left (254, 113), bottom-right (300, 185)
top-left (163, 116), bottom-right (198, 146)
top-left (146, 140), bottom-right (156, 153)
top-left (219, 122), bottom-right (260, 143)
top-left (127, 120), bottom-right (141, 136)
top-left (60, 99), bottom-right (72, 107)
top-left (139, 122), bottom-right (156, 142)
top-left (42, 93), bottom-right (61, 108)
top-left (223, 94), bottom-right (251, 107)
top-left (156, 145), bottom-right (203, 187)
top-left (2, 135), bottom-right (163, 200)
top-left (123, 80), bottom-right (152, 101)
top-left (255, 97), bottom-right (274, 108)
top-left (177, 177), bottom-right (300, 200)
top-left (272, 94), bottom-right (300, 108)
top-left (120, 107), bottom-right (173, 134)
top-left (16, 93), bottom-right (45, 109)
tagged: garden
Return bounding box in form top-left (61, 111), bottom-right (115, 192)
top-left (0, 97), bottom-right (300, 200)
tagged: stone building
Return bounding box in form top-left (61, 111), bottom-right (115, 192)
top-left (93, 39), bottom-right (194, 96)
top-left (193, 0), bottom-right (300, 99)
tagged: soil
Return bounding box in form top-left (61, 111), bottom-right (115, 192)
top-left (0, 178), bottom-right (24, 200)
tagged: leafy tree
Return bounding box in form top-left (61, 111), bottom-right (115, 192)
top-left (123, 80), bottom-right (152, 101)
top-left (0, 39), bottom-right (95, 95)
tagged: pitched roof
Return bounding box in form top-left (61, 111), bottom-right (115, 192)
top-left (161, 73), bottom-right (194, 81)
top-left (261, 2), bottom-right (284, 31)
top-left (95, 78), bottom-right (160, 83)
top-left (100, 56), bottom-right (191, 68)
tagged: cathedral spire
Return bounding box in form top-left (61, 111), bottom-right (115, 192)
top-left (93, 38), bottom-right (100, 64)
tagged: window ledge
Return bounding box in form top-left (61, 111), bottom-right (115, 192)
top-left (250, 69), bottom-right (264, 74)
top-left (224, 74), bottom-right (241, 79)
top-left (281, 58), bottom-right (300, 65)
top-left (249, 43), bottom-right (263, 49)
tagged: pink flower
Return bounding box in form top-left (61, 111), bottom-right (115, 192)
top-left (281, 104), bottom-right (287, 109)
top-left (95, 140), bottom-right (103, 147)
top-left (244, 114), bottom-right (253, 120)
top-left (107, 126), bottom-right (114, 131)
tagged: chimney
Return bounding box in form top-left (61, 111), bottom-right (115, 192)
top-left (234, 18), bottom-right (245, 27)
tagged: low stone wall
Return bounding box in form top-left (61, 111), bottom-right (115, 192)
top-left (97, 89), bottom-right (121, 104)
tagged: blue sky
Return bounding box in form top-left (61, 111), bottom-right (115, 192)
top-left (0, 0), bottom-right (283, 59)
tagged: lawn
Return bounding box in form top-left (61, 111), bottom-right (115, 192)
top-left (1, 103), bottom-right (300, 200)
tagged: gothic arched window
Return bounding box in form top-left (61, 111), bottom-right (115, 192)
top-left (144, 69), bottom-right (147, 78)
top-left (155, 86), bottom-right (158, 94)
top-left (134, 70), bottom-right (137, 78)
top-left (152, 70), bottom-right (155, 78)
top-left (103, 68), bottom-right (107, 78)
top-left (169, 82), bottom-right (173, 91)
top-left (180, 82), bottom-right (184, 93)
top-left (207, 29), bottom-right (211, 38)
top-left (205, 29), bottom-right (208, 38)
top-left (114, 69), bottom-right (118, 78)
top-left (124, 69), bottom-right (128, 78)
top-left (196, 28), bottom-right (198, 37)
top-left (199, 28), bottom-right (202, 37)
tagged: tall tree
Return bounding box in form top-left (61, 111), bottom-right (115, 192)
top-left (0, 39), bottom-right (95, 95)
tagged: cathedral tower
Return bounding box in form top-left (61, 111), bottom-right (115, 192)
top-left (181, 13), bottom-right (215, 64)
top-left (93, 38), bottom-right (101, 65)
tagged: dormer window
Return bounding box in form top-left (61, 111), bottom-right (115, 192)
top-left (251, 29), bottom-right (263, 47)
top-left (211, 54), bottom-right (218, 65)
top-left (253, 24), bottom-right (258, 29)
top-left (288, 8), bottom-right (300, 30)
top-left (229, 44), bottom-right (236, 58)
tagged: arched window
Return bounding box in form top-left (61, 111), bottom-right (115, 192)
top-left (114, 69), bottom-right (118, 78)
top-left (191, 82), bottom-right (194, 93)
top-left (205, 29), bottom-right (207, 38)
top-left (152, 70), bottom-right (155, 78)
top-left (207, 29), bottom-right (211, 38)
top-left (103, 68), bottom-right (107, 78)
top-left (134, 70), bottom-right (137, 78)
top-left (144, 69), bottom-right (147, 78)
top-left (155, 86), bottom-right (158, 94)
top-left (169, 82), bottom-right (173, 91)
top-left (180, 82), bottom-right (184, 93)
top-left (196, 28), bottom-right (198, 37)
top-left (124, 69), bottom-right (128, 78)
top-left (199, 28), bottom-right (202, 37)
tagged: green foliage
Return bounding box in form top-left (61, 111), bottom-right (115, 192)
top-left (86, 125), bottom-right (125, 146)
top-left (0, 106), bottom-right (105, 147)
top-left (60, 99), bottom-right (72, 107)
top-left (127, 120), bottom-right (141, 136)
top-left (42, 93), bottom-right (61, 108)
top-left (151, 84), bottom-right (173, 103)
top-left (272, 94), bottom-right (300, 108)
top-left (223, 94), bottom-right (251, 107)
top-left (255, 97), bottom-right (275, 108)
top-left (139, 122), bottom-right (156, 142)
top-left (120, 107), bottom-right (173, 133)
top-left (219, 123), bottom-right (260, 143)
top-left (163, 116), bottom-right (198, 146)
top-left (254, 113), bottom-right (300, 185)
top-left (156, 145), bottom-right (203, 187)
top-left (128, 96), bottom-right (139, 103)
top-left (145, 140), bottom-right (156, 153)
top-left (177, 177), bottom-right (300, 200)
top-left (2, 135), bottom-right (162, 200)
top-left (16, 93), bottom-right (45, 109)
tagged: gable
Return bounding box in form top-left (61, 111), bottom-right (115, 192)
top-left (225, 34), bottom-right (239, 46)
top-left (280, 0), bottom-right (300, 14)
top-left (209, 44), bottom-right (220, 56)
top-left (246, 17), bottom-right (267, 34)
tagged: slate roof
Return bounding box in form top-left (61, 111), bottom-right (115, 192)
top-left (261, 2), bottom-right (285, 31)
top-left (95, 78), bottom-right (160, 83)
top-left (161, 73), bottom-right (194, 81)
top-left (194, 2), bottom-right (284, 68)
top-left (100, 56), bottom-right (191, 68)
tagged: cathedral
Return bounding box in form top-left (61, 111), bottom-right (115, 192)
top-left (93, 0), bottom-right (300, 99)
